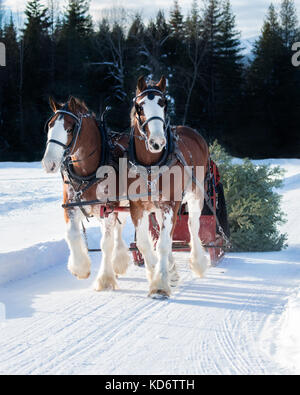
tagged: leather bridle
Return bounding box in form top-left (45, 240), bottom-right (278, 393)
top-left (133, 88), bottom-right (169, 149)
top-left (44, 105), bottom-right (92, 158)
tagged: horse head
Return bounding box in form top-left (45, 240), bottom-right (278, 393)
top-left (42, 96), bottom-right (90, 173)
top-left (132, 76), bottom-right (168, 154)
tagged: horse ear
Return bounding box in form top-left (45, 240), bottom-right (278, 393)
top-left (157, 76), bottom-right (166, 93)
top-left (68, 96), bottom-right (78, 113)
top-left (137, 76), bottom-right (147, 94)
top-left (49, 97), bottom-right (60, 112)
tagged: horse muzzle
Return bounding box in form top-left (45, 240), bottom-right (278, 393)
top-left (149, 137), bottom-right (166, 153)
top-left (42, 158), bottom-right (60, 173)
top-left (42, 150), bottom-right (63, 174)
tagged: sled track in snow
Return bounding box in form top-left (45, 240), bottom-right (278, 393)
top-left (0, 249), bottom-right (298, 374)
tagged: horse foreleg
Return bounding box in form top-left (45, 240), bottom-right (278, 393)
top-left (168, 250), bottom-right (180, 288)
top-left (155, 207), bottom-right (180, 289)
top-left (186, 194), bottom-right (210, 277)
top-left (135, 211), bottom-right (157, 282)
top-left (94, 213), bottom-right (118, 291)
top-left (112, 212), bottom-right (131, 276)
top-left (149, 208), bottom-right (174, 298)
top-left (66, 209), bottom-right (91, 280)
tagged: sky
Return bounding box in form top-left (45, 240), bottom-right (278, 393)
top-left (3, 0), bottom-right (300, 38)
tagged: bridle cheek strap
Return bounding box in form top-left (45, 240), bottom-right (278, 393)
top-left (136, 115), bottom-right (167, 150)
top-left (46, 110), bottom-right (85, 156)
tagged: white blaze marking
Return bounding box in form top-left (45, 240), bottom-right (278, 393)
top-left (141, 96), bottom-right (165, 142)
top-left (42, 118), bottom-right (67, 173)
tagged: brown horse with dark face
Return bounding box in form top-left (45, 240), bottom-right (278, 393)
top-left (128, 76), bottom-right (210, 298)
top-left (42, 97), bottom-right (130, 290)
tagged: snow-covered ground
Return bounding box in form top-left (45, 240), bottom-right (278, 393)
top-left (0, 159), bottom-right (299, 375)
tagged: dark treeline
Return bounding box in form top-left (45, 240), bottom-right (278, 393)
top-left (0, 0), bottom-right (300, 161)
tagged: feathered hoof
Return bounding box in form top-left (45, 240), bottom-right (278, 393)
top-left (149, 289), bottom-right (170, 300)
top-left (112, 250), bottom-right (130, 276)
top-left (93, 274), bottom-right (118, 292)
top-left (68, 259), bottom-right (91, 280)
top-left (72, 270), bottom-right (91, 280)
top-left (190, 254), bottom-right (210, 278)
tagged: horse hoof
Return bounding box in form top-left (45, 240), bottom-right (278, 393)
top-left (93, 276), bottom-right (118, 292)
top-left (149, 289), bottom-right (170, 300)
top-left (112, 251), bottom-right (130, 275)
top-left (69, 269), bottom-right (91, 280)
top-left (76, 271), bottom-right (91, 280)
top-left (68, 257), bottom-right (91, 280)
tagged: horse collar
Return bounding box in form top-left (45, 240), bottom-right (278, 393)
top-left (128, 124), bottom-right (175, 170)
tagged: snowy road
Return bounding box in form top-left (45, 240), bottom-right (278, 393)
top-left (0, 160), bottom-right (299, 375)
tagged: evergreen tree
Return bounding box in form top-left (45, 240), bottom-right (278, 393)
top-left (57, 0), bottom-right (93, 97)
top-left (210, 141), bottom-right (287, 252)
top-left (141, 11), bottom-right (171, 80)
top-left (242, 3), bottom-right (300, 158)
top-left (280, 0), bottom-right (299, 48)
top-left (169, 0), bottom-right (184, 37)
top-left (22, 0), bottom-right (51, 152)
top-left (185, 0), bottom-right (201, 38)
top-left (87, 18), bottom-right (113, 116)
top-left (0, 16), bottom-right (20, 157)
top-left (167, 1), bottom-right (188, 124)
top-left (215, 0), bottom-right (243, 144)
top-left (181, 0), bottom-right (206, 126)
top-left (62, 0), bottom-right (93, 37)
top-left (217, 0), bottom-right (243, 79)
top-left (249, 5), bottom-right (285, 96)
top-left (202, 0), bottom-right (223, 137)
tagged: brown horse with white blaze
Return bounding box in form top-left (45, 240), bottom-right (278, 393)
top-left (42, 96), bottom-right (131, 290)
top-left (128, 76), bottom-right (210, 298)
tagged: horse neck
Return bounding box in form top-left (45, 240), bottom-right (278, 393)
top-left (133, 122), bottom-right (163, 166)
top-left (71, 118), bottom-right (101, 177)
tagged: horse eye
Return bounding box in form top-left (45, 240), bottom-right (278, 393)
top-left (158, 99), bottom-right (165, 107)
